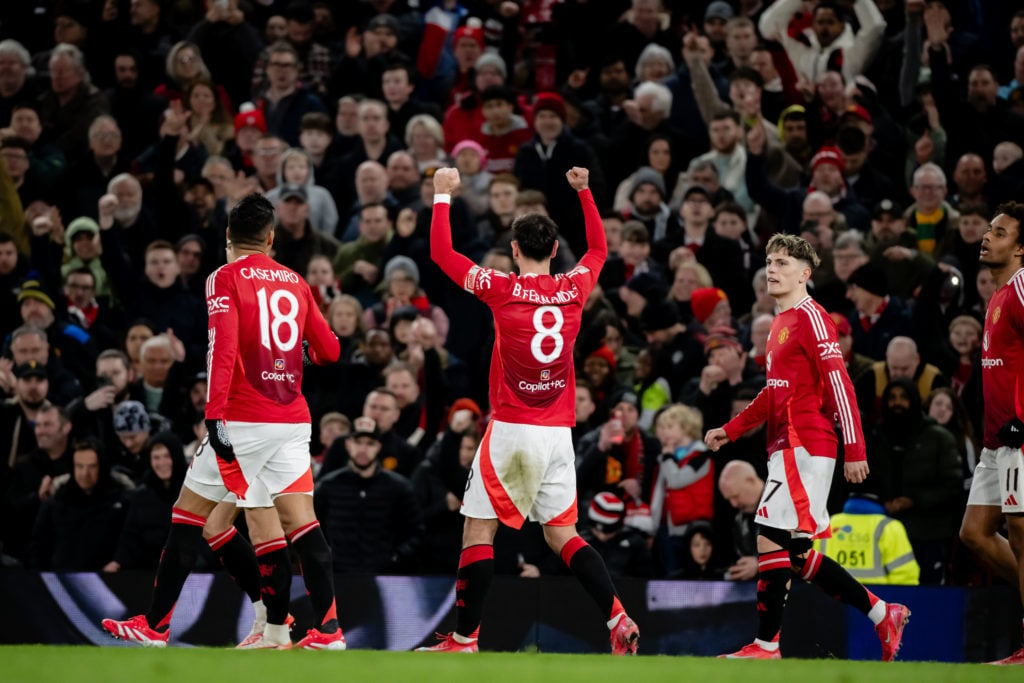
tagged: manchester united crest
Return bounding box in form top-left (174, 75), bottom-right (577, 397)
top-left (778, 327), bottom-right (789, 344)
top-left (993, 306), bottom-right (1001, 324)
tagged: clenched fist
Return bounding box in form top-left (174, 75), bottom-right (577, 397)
top-left (566, 167), bottom-right (589, 191)
top-left (433, 167), bottom-right (461, 195)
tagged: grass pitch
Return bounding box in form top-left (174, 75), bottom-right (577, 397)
top-left (2, 646), bottom-right (1018, 683)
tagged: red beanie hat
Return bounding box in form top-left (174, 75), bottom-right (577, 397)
top-left (234, 103), bottom-right (267, 135)
top-left (454, 23), bottom-right (485, 50)
top-left (690, 287), bottom-right (728, 324)
top-left (811, 145), bottom-right (845, 176)
top-left (587, 344), bottom-right (617, 372)
top-left (533, 92), bottom-right (567, 121)
top-left (447, 397), bottom-right (483, 424)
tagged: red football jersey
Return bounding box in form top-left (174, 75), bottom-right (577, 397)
top-left (724, 296), bottom-right (866, 462)
top-left (431, 188), bottom-right (607, 427)
top-left (981, 268), bottom-right (1024, 449)
top-left (205, 253), bottom-right (340, 424)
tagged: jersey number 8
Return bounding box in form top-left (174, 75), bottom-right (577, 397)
top-left (257, 287), bottom-right (300, 352)
top-left (530, 305), bottom-right (564, 364)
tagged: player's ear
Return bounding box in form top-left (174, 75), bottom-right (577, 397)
top-left (550, 240), bottom-right (558, 260)
top-left (511, 240), bottom-right (520, 261)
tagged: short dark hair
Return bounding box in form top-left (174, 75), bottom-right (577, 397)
top-left (813, 1), bottom-right (844, 20)
top-left (515, 189), bottom-right (546, 208)
top-left (512, 214), bottom-right (559, 261)
top-left (994, 201), bottom-right (1024, 247)
top-left (368, 386), bottom-right (399, 404)
top-left (621, 221), bottom-right (650, 244)
top-left (97, 348), bottom-right (131, 371)
top-left (72, 436), bottom-right (104, 460)
top-left (958, 200), bottom-right (990, 219)
top-left (836, 125), bottom-right (867, 154)
top-left (713, 201), bottom-right (746, 222)
top-left (382, 61), bottom-right (415, 84)
top-left (300, 111), bottom-right (332, 134)
top-left (0, 136), bottom-right (30, 153)
top-left (489, 173), bottom-right (519, 190)
top-left (969, 64), bottom-right (997, 80)
top-left (360, 201), bottom-right (390, 219)
top-left (228, 193), bottom-right (276, 246)
top-left (65, 267), bottom-right (95, 285)
top-left (711, 109), bottom-right (741, 126)
top-left (145, 240), bottom-right (176, 257)
top-left (0, 232), bottom-right (14, 246)
top-left (729, 67), bottom-right (763, 89)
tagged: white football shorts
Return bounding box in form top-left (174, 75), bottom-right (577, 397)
top-left (184, 421), bottom-right (313, 508)
top-left (967, 446), bottom-right (1024, 513)
top-left (756, 446), bottom-right (836, 539)
top-left (462, 420), bottom-right (578, 528)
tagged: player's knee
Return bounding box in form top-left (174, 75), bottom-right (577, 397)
top-left (788, 537), bottom-right (812, 573)
top-left (958, 518), bottom-right (985, 550)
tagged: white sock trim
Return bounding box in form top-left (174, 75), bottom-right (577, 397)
top-left (754, 637), bottom-right (779, 651)
top-left (867, 600), bottom-right (887, 625)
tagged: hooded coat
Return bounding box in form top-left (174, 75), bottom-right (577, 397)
top-left (113, 432), bottom-right (189, 570)
top-left (868, 377), bottom-right (963, 542)
top-left (265, 148), bottom-right (340, 236)
top-left (29, 445), bottom-right (127, 570)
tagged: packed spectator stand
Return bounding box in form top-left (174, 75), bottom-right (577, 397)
top-left (0, 0), bottom-right (1016, 588)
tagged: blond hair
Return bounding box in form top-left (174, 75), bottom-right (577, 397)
top-left (656, 403), bottom-right (703, 440)
top-left (948, 314), bottom-right (981, 336)
top-left (766, 233), bottom-right (821, 269)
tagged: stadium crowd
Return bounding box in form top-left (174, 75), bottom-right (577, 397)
top-left (0, 0), bottom-right (1019, 587)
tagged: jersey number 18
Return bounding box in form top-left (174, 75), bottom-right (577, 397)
top-left (257, 287), bottom-right (300, 352)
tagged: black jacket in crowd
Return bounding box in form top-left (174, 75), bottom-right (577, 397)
top-left (314, 463), bottom-right (425, 574)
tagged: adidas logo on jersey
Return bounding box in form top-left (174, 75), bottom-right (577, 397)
top-left (1006, 495), bottom-right (1020, 507)
top-left (757, 506), bottom-right (769, 518)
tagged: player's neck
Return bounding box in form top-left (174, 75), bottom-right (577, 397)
top-left (517, 258), bottom-right (550, 276)
top-left (990, 261), bottom-right (1023, 289)
top-left (773, 285), bottom-right (808, 312)
top-left (227, 246), bottom-right (268, 263)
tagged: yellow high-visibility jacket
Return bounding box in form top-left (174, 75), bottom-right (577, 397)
top-left (814, 511), bottom-right (920, 585)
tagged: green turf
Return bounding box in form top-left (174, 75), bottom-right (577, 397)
top-left (2, 646), bottom-right (1018, 683)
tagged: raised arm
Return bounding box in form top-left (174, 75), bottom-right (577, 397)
top-left (567, 167), bottom-right (607, 274)
top-left (429, 167), bottom-right (477, 285)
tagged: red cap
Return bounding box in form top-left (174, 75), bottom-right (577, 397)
top-left (454, 24), bottom-right (485, 50)
top-left (841, 104), bottom-right (872, 126)
top-left (587, 344), bottom-right (617, 372)
top-left (533, 92), bottom-right (567, 121)
top-left (690, 287), bottom-right (728, 324)
top-left (811, 145), bottom-right (845, 176)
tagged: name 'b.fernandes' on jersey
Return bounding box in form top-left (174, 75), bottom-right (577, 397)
top-left (430, 189), bottom-right (607, 427)
top-left (981, 268), bottom-right (1024, 449)
top-left (205, 253), bottom-right (340, 424)
top-left (722, 296), bottom-right (866, 461)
